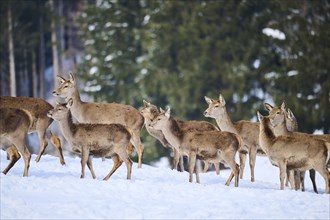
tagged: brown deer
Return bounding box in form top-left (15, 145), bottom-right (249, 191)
top-left (0, 108), bottom-right (32, 176)
top-left (0, 96), bottom-right (65, 165)
top-left (140, 100), bottom-right (184, 171)
top-left (204, 94), bottom-right (259, 182)
top-left (148, 107), bottom-right (240, 187)
top-left (141, 100), bottom-right (221, 174)
top-left (53, 72), bottom-right (145, 168)
top-left (265, 102), bottom-right (330, 193)
top-left (257, 111), bottom-right (330, 193)
top-left (47, 99), bottom-right (134, 180)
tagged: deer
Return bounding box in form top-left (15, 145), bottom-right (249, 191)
top-left (204, 94), bottom-right (259, 182)
top-left (141, 100), bottom-right (221, 174)
top-left (47, 99), bottom-right (134, 180)
top-left (52, 72), bottom-right (145, 168)
top-left (257, 111), bottom-right (330, 193)
top-left (265, 102), bottom-right (330, 193)
top-left (0, 96), bottom-right (65, 165)
top-left (148, 107), bottom-right (240, 187)
top-left (0, 107), bottom-right (32, 176)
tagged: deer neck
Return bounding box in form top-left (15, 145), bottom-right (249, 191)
top-left (161, 118), bottom-right (183, 149)
top-left (57, 112), bottom-right (76, 145)
top-left (215, 109), bottom-right (237, 134)
top-left (259, 118), bottom-right (276, 152)
top-left (65, 88), bottom-right (84, 122)
top-left (273, 118), bottom-right (290, 136)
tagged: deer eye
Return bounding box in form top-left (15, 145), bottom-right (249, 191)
top-left (276, 111), bottom-right (280, 114)
top-left (215, 105), bottom-right (219, 108)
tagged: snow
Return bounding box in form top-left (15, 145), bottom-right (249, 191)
top-left (1, 151), bottom-right (329, 219)
top-left (262, 28), bottom-right (286, 40)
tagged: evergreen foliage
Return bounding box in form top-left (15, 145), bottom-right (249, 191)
top-left (1, 0), bottom-right (329, 164)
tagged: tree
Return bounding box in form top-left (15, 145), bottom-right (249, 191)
top-left (262, 0), bottom-right (330, 133)
top-left (49, 0), bottom-right (60, 90)
top-left (7, 2), bottom-right (16, 96)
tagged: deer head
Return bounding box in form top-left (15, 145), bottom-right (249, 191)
top-left (52, 72), bottom-right (76, 99)
top-left (203, 93), bottom-right (227, 119)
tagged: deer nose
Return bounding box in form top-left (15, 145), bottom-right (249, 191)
top-left (52, 90), bottom-right (58, 96)
top-left (204, 111), bottom-right (208, 116)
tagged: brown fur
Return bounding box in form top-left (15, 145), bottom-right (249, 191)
top-left (53, 73), bottom-right (144, 168)
top-left (257, 112), bottom-right (330, 193)
top-left (149, 108), bottom-right (240, 187)
top-left (47, 101), bottom-right (134, 180)
top-left (141, 100), bottom-right (220, 174)
top-left (0, 107), bottom-right (32, 176)
top-left (0, 96), bottom-right (65, 165)
top-left (266, 102), bottom-right (330, 192)
top-left (204, 94), bottom-right (260, 182)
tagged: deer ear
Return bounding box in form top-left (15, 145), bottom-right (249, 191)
top-left (280, 101), bottom-right (286, 111)
top-left (69, 72), bottom-right (75, 84)
top-left (204, 96), bottom-right (212, 104)
top-left (143, 100), bottom-right (150, 107)
top-left (219, 94), bottom-right (226, 106)
top-left (57, 75), bottom-right (66, 84)
top-left (66, 98), bottom-right (73, 108)
top-left (257, 111), bottom-right (263, 122)
top-left (159, 107), bottom-right (165, 113)
top-left (165, 107), bottom-right (171, 118)
top-left (287, 108), bottom-right (295, 120)
top-left (264, 103), bottom-right (273, 112)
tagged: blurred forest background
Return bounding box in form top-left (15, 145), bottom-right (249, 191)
top-left (0, 0), bottom-right (329, 165)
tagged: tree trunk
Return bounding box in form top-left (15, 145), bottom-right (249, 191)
top-left (39, 8), bottom-right (45, 99)
top-left (32, 50), bottom-right (38, 98)
top-left (8, 4), bottom-right (16, 97)
top-left (50, 0), bottom-right (60, 89)
top-left (57, 0), bottom-right (64, 73)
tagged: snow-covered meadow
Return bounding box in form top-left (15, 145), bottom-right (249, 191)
top-left (1, 151), bottom-right (329, 219)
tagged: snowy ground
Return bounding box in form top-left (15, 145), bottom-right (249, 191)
top-left (1, 151), bottom-right (329, 219)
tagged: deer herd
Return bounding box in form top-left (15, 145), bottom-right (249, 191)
top-left (1, 72), bottom-right (329, 194)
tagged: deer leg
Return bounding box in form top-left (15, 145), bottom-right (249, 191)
top-left (309, 169), bottom-right (318, 193)
top-left (104, 155), bottom-right (122, 180)
top-left (35, 128), bottom-right (48, 162)
top-left (195, 159), bottom-right (201, 184)
top-left (86, 155), bottom-right (96, 179)
top-left (103, 154), bottom-right (123, 180)
top-left (131, 130), bottom-right (144, 169)
top-left (215, 162), bottom-right (220, 175)
top-left (225, 164), bottom-right (240, 187)
top-left (188, 151), bottom-right (197, 183)
top-left (249, 146), bottom-right (257, 182)
top-left (239, 152), bottom-right (246, 180)
top-left (293, 170), bottom-right (301, 190)
top-left (179, 155), bottom-right (184, 172)
top-left (299, 171), bottom-right (305, 192)
top-left (279, 161), bottom-right (287, 190)
top-left (124, 157), bottom-right (133, 180)
top-left (172, 148), bottom-right (180, 171)
top-left (286, 170), bottom-right (295, 189)
top-left (224, 152), bottom-right (239, 187)
top-left (314, 166), bottom-right (329, 194)
top-left (49, 132), bottom-right (65, 165)
top-left (2, 146), bottom-right (21, 175)
top-left (21, 145), bottom-right (31, 177)
top-left (203, 161), bottom-right (210, 173)
top-left (285, 169), bottom-right (290, 187)
top-left (12, 136), bottom-right (31, 177)
top-left (80, 147), bottom-right (89, 179)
